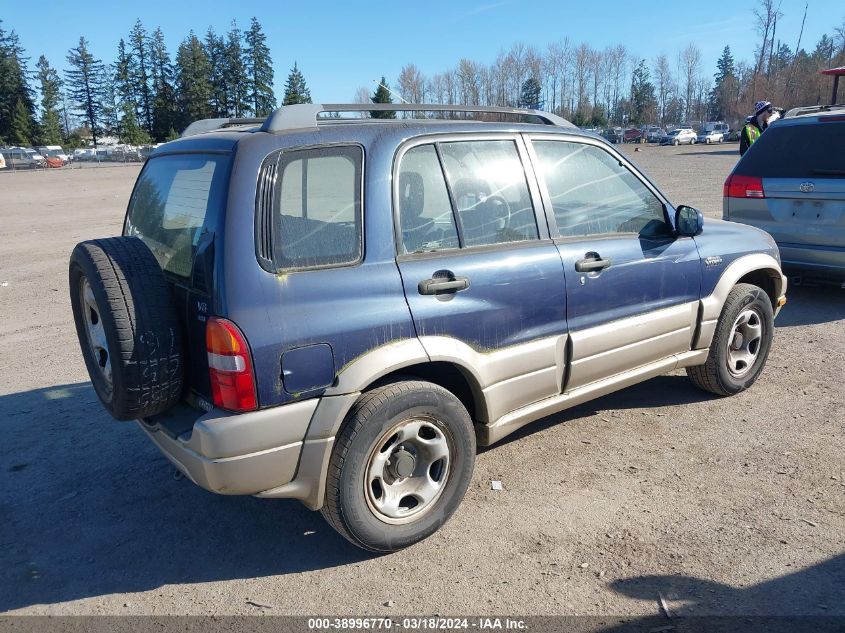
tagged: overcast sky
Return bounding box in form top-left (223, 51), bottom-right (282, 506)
top-left (5, 0), bottom-right (844, 102)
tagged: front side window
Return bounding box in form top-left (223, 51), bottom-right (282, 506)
top-left (532, 140), bottom-right (668, 238)
top-left (272, 145), bottom-right (363, 271)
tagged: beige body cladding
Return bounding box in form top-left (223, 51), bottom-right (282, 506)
top-left (141, 253), bottom-right (785, 510)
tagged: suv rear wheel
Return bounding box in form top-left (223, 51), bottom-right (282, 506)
top-left (686, 283), bottom-right (774, 396)
top-left (321, 380), bottom-right (475, 552)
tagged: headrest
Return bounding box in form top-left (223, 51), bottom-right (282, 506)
top-left (399, 171), bottom-right (424, 218)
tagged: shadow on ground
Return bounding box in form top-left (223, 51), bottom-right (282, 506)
top-left (607, 553), bottom-right (845, 615)
top-left (0, 383), bottom-right (372, 613)
top-left (775, 284), bottom-right (845, 327)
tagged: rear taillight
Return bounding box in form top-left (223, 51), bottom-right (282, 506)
top-left (206, 317), bottom-right (257, 412)
top-left (724, 174), bottom-right (765, 199)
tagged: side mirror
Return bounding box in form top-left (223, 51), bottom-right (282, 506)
top-left (675, 205), bottom-right (704, 237)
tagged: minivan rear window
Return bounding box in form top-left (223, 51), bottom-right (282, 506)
top-left (735, 121), bottom-right (845, 179)
top-left (124, 154), bottom-right (229, 278)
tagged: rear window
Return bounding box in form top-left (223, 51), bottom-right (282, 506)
top-left (124, 154), bottom-right (229, 278)
top-left (736, 121), bottom-right (845, 178)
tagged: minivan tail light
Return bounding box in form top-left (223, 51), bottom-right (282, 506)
top-left (724, 174), bottom-right (766, 199)
top-left (206, 317), bottom-right (257, 412)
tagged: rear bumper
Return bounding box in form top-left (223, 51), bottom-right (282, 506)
top-left (779, 242), bottom-right (845, 280)
top-left (139, 400), bottom-right (318, 496)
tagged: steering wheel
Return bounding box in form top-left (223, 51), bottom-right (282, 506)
top-left (484, 194), bottom-right (512, 231)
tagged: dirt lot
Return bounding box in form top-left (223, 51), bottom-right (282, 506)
top-left (1, 145), bottom-right (843, 619)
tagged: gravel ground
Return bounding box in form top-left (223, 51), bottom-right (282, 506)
top-left (1, 145), bottom-right (843, 619)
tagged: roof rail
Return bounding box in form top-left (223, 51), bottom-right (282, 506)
top-left (259, 103), bottom-right (575, 133)
top-left (784, 103), bottom-right (845, 118)
top-left (181, 117), bottom-right (264, 137)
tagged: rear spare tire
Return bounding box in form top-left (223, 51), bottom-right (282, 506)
top-left (69, 237), bottom-right (183, 420)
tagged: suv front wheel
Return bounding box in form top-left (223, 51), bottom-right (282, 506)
top-left (322, 380), bottom-right (475, 552)
top-left (686, 283), bottom-right (774, 396)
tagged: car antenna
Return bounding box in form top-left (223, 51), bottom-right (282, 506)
top-left (373, 79), bottom-right (410, 104)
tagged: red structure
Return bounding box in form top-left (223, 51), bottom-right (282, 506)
top-left (821, 67), bottom-right (845, 104)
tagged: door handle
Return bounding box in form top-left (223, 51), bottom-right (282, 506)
top-left (575, 256), bottom-right (612, 273)
top-left (418, 275), bottom-right (470, 295)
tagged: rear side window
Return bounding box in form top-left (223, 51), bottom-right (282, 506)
top-left (125, 154), bottom-right (229, 278)
top-left (271, 145), bottom-right (363, 271)
top-left (736, 121), bottom-right (845, 178)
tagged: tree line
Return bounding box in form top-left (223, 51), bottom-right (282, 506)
top-left (377, 4), bottom-right (844, 128)
top-left (0, 17), bottom-right (313, 147)
top-left (2, 6), bottom-right (844, 148)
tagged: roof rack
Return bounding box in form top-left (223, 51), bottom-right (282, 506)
top-left (181, 103), bottom-right (575, 137)
top-left (181, 117), bottom-right (264, 137)
top-left (784, 103), bottom-right (845, 118)
top-left (261, 103), bottom-right (575, 133)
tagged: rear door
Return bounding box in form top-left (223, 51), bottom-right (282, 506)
top-left (395, 136), bottom-right (569, 423)
top-left (527, 135), bottom-right (701, 391)
top-left (727, 119), bottom-right (845, 251)
top-left (124, 152), bottom-right (231, 407)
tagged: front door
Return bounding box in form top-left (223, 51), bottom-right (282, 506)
top-left (394, 137), bottom-right (568, 423)
top-left (528, 135), bottom-right (701, 391)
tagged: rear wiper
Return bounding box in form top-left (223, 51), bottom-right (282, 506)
top-left (812, 169), bottom-right (845, 176)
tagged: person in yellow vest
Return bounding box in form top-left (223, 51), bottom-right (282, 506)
top-left (739, 100), bottom-right (774, 156)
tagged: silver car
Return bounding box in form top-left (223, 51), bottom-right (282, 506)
top-left (723, 106), bottom-right (845, 282)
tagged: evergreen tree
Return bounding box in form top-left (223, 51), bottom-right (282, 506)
top-left (36, 56), bottom-right (63, 144)
top-left (708, 46), bottom-right (736, 120)
top-left (224, 21), bottom-right (248, 116)
top-left (65, 36), bottom-right (106, 146)
top-left (370, 76), bottom-right (395, 118)
top-left (150, 27), bottom-right (176, 140)
top-left (519, 77), bottom-right (542, 109)
top-left (101, 69), bottom-right (120, 136)
top-left (128, 19), bottom-right (153, 133)
top-left (10, 98), bottom-right (32, 144)
top-left (244, 17), bottom-right (274, 116)
top-left (282, 62), bottom-right (312, 105)
top-left (204, 28), bottom-right (228, 117)
top-left (175, 32), bottom-right (212, 129)
top-left (630, 59), bottom-right (657, 124)
top-left (118, 100), bottom-right (150, 144)
top-left (0, 20), bottom-right (37, 145)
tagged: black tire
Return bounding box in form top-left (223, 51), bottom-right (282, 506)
top-left (686, 283), bottom-right (774, 396)
top-left (69, 236), bottom-right (183, 420)
top-left (321, 380), bottom-right (476, 552)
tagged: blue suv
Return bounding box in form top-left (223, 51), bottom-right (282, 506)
top-left (70, 104), bottom-right (787, 552)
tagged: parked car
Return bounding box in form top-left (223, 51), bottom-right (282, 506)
top-left (69, 103), bottom-right (786, 552)
top-left (73, 148), bottom-right (96, 161)
top-left (36, 145), bottom-right (71, 164)
top-left (697, 129), bottom-right (726, 144)
top-left (644, 126), bottom-right (665, 143)
top-left (724, 105), bottom-right (845, 283)
top-left (623, 128), bottom-right (645, 143)
top-left (661, 128), bottom-right (697, 145)
top-left (0, 147), bottom-right (44, 169)
top-left (0, 151), bottom-right (5, 169)
top-left (601, 127), bottom-right (624, 143)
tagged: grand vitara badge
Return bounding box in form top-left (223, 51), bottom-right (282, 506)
top-left (800, 182), bottom-right (815, 193)
top-left (705, 255), bottom-right (723, 267)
